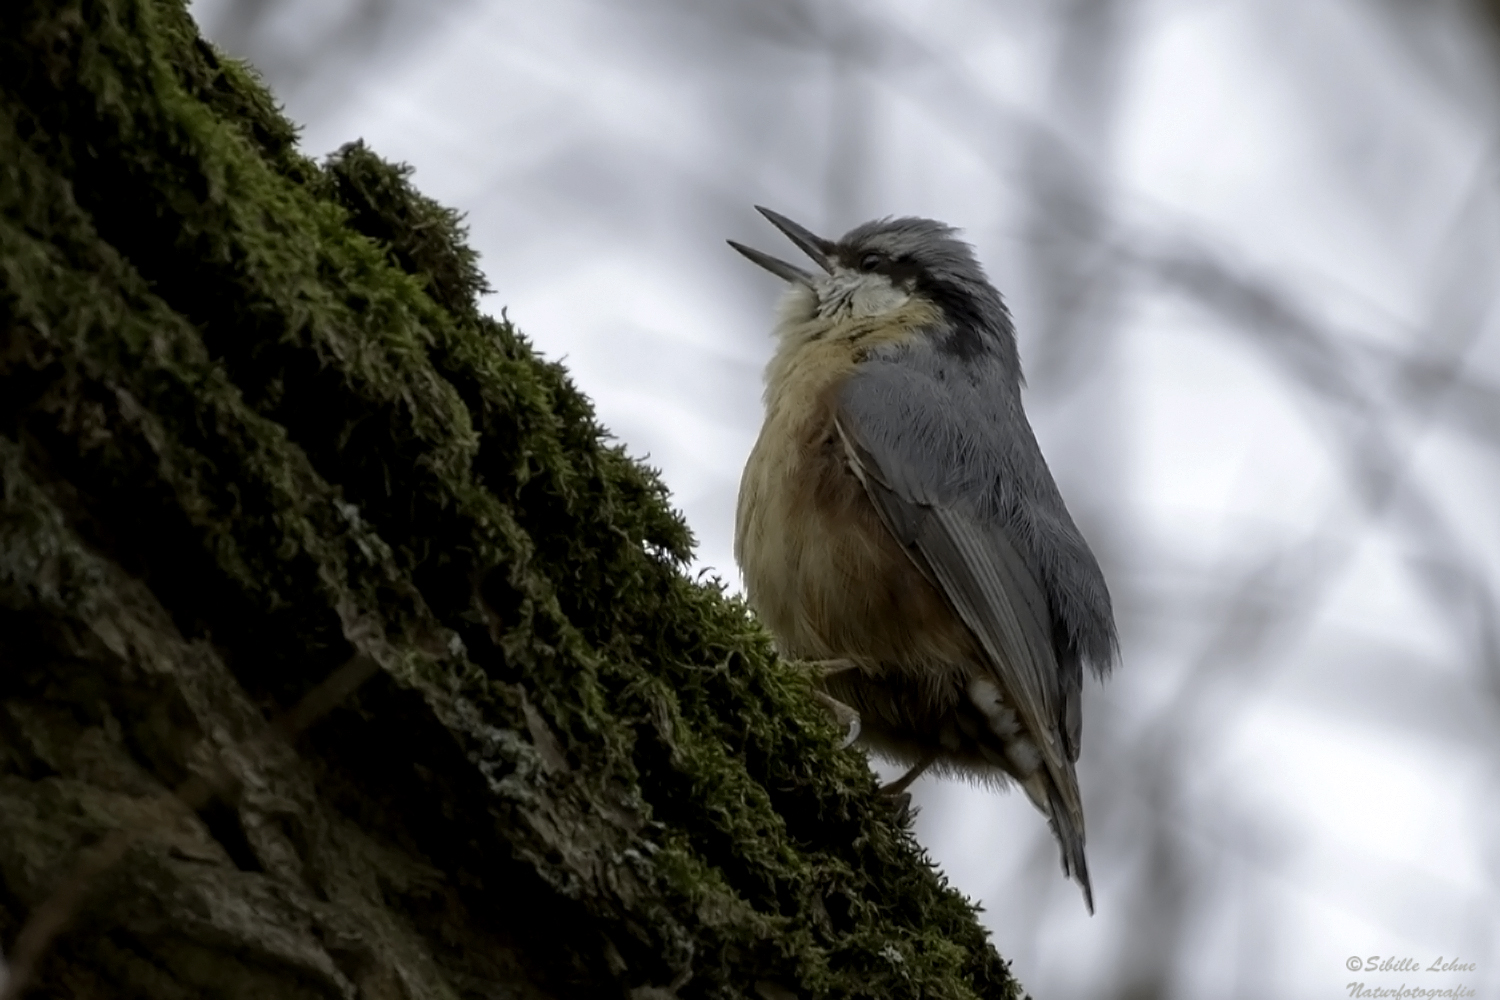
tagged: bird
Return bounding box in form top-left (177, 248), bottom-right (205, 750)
top-left (728, 207), bottom-right (1118, 912)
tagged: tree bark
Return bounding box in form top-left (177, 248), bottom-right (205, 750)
top-left (0, 2), bottom-right (1026, 997)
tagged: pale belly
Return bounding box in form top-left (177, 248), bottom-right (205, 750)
top-left (734, 391), bottom-right (974, 679)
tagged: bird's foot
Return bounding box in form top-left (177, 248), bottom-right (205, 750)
top-left (813, 690), bottom-right (861, 749)
top-left (878, 753), bottom-right (936, 797)
top-left (883, 791), bottom-right (915, 822)
top-left (791, 658), bottom-right (862, 749)
top-left (796, 658), bottom-right (862, 681)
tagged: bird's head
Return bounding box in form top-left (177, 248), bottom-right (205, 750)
top-left (729, 207), bottom-right (1014, 362)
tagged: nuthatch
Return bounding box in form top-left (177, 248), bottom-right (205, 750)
top-left (729, 207), bottom-right (1118, 912)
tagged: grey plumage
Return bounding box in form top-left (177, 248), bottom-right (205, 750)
top-left (731, 209), bottom-right (1119, 912)
top-left (839, 333), bottom-right (1118, 675)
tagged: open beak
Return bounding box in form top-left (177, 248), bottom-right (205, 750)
top-left (727, 206), bottom-right (835, 286)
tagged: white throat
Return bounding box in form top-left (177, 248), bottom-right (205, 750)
top-left (814, 269), bottom-right (910, 320)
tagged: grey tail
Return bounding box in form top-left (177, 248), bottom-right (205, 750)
top-left (1048, 781), bottom-right (1094, 914)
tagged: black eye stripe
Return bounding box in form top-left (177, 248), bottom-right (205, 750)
top-left (838, 247), bottom-right (882, 271)
top-left (838, 247), bottom-right (923, 284)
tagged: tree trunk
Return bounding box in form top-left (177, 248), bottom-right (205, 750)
top-left (0, 2), bottom-right (1026, 997)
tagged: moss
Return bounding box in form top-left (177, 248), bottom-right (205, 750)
top-left (0, 1), bottom-right (1027, 997)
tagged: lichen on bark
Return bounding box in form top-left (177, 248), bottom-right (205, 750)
top-left (0, 2), bottom-right (1028, 997)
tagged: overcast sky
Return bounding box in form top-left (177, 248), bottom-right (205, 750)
top-left (191, 1), bottom-right (1500, 996)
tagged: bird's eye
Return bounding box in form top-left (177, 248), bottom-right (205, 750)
top-left (859, 252), bottom-right (883, 272)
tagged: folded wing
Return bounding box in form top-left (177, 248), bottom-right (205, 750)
top-left (834, 381), bottom-right (1093, 910)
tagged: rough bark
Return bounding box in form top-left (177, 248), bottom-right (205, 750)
top-left (0, 2), bottom-right (1027, 997)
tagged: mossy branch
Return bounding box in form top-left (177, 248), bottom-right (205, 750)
top-left (0, 2), bottom-right (1026, 997)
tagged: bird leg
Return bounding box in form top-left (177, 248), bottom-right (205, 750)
top-left (879, 753), bottom-right (937, 797)
top-left (795, 658), bottom-right (863, 749)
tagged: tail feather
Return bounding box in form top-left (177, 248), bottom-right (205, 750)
top-left (1047, 779), bottom-right (1092, 914)
top-left (1023, 768), bottom-right (1093, 913)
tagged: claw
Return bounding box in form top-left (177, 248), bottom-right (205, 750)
top-left (814, 691), bottom-right (862, 749)
top-left (786, 658), bottom-right (863, 749)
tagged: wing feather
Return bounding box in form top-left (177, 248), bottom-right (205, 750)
top-left (836, 420), bottom-right (1069, 770)
top-left (832, 339), bottom-right (1101, 910)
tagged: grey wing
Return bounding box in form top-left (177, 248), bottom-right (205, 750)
top-left (832, 418), bottom-right (1072, 770)
top-left (834, 390), bottom-right (1094, 908)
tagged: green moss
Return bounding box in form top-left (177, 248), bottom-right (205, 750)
top-left (0, 1), bottom-right (1027, 997)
